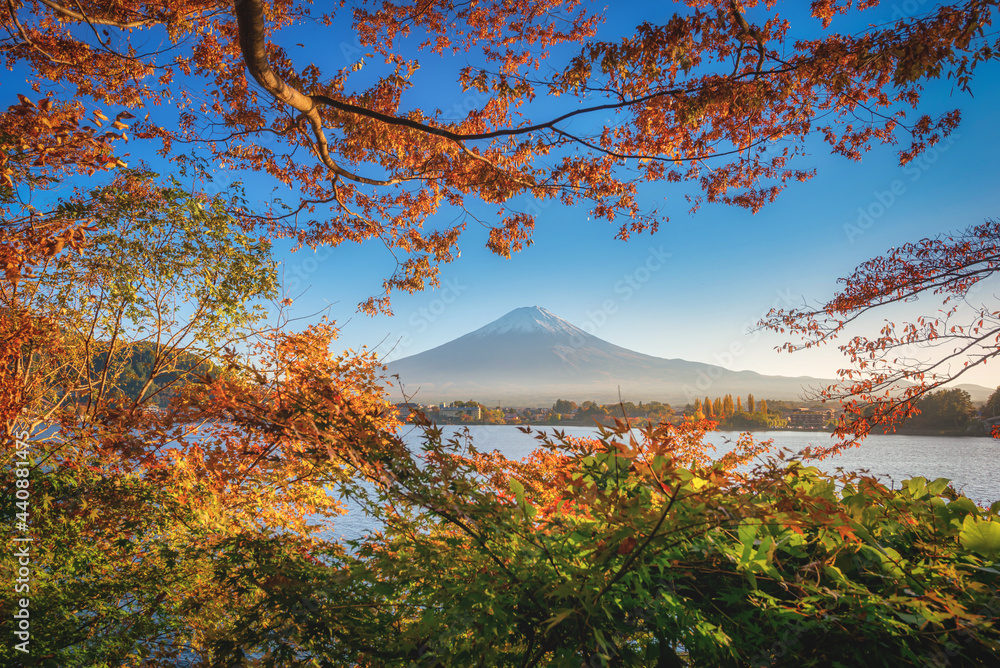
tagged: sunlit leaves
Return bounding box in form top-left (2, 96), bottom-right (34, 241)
top-left (187, 415), bottom-right (1000, 666)
top-left (5, 0), bottom-right (998, 310)
top-left (960, 515), bottom-right (1000, 559)
top-left (761, 218), bottom-right (1000, 448)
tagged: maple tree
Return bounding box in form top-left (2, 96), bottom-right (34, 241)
top-left (762, 218), bottom-right (1000, 449)
top-left (3, 0), bottom-right (998, 311)
top-left (195, 413), bottom-right (1000, 666)
top-left (0, 115), bottom-right (396, 664)
top-left (5, 168), bottom-right (276, 432)
top-left (1, 305), bottom-right (399, 663)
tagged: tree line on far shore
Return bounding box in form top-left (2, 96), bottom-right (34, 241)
top-left (424, 387), bottom-right (1000, 435)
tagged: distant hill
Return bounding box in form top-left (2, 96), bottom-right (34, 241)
top-left (952, 384), bottom-right (996, 404)
top-left (93, 341), bottom-right (222, 408)
top-left (385, 306), bottom-right (838, 406)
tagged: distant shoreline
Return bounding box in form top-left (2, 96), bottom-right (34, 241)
top-left (411, 421), bottom-right (994, 438)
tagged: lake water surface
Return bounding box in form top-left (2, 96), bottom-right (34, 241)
top-left (328, 425), bottom-right (1000, 542)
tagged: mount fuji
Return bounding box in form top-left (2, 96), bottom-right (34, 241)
top-left (383, 306), bottom-right (832, 406)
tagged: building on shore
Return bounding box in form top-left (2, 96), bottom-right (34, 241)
top-left (784, 408), bottom-right (837, 430)
top-left (439, 403), bottom-right (482, 420)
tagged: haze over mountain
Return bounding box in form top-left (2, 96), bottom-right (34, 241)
top-left (383, 307), bottom-right (826, 406)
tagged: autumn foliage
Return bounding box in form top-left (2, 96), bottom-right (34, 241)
top-left (177, 417), bottom-right (1000, 666)
top-left (762, 218), bottom-right (1000, 449)
top-left (3, 0), bottom-right (1000, 666)
top-left (4, 0), bottom-right (998, 309)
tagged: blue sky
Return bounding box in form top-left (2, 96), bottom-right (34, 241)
top-left (265, 3), bottom-right (1000, 389)
top-left (286, 92), bottom-right (1000, 386)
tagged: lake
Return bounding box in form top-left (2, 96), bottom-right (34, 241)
top-left (327, 425), bottom-right (1000, 542)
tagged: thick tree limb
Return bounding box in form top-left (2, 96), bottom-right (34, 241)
top-left (730, 0), bottom-right (765, 77)
top-left (235, 0), bottom-right (407, 187)
top-left (37, 0), bottom-right (155, 28)
top-left (6, 0), bottom-right (73, 64)
top-left (233, 0), bottom-right (692, 165)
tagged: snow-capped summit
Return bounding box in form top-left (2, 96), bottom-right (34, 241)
top-left (468, 306), bottom-right (583, 338)
top-left (385, 306), bottom-right (990, 405)
top-left (385, 305), bottom-right (836, 405)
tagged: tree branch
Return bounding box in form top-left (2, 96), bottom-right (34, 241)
top-left (6, 0), bottom-right (73, 64)
top-left (235, 0), bottom-right (408, 188)
top-left (234, 0), bottom-right (693, 166)
top-left (37, 0), bottom-right (156, 28)
top-left (730, 1), bottom-right (766, 78)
